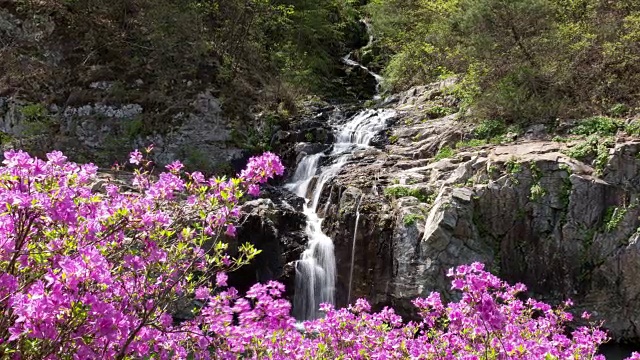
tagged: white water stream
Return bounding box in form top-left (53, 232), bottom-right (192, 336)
top-left (285, 18), bottom-right (396, 321)
top-left (286, 109), bottom-right (396, 320)
top-left (341, 20), bottom-right (384, 99)
top-left (342, 55), bottom-right (384, 98)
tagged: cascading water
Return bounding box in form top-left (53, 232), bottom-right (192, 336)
top-left (342, 56), bottom-right (383, 98)
top-left (286, 109), bottom-right (396, 321)
top-left (285, 18), bottom-right (395, 321)
top-left (342, 20), bottom-right (384, 98)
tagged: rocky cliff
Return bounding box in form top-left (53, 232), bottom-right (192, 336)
top-left (283, 80), bottom-right (640, 343)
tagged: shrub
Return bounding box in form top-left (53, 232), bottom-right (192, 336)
top-left (474, 119), bottom-right (506, 139)
top-left (403, 213), bottom-right (425, 225)
top-left (505, 157), bottom-right (523, 175)
top-left (563, 135), bottom-right (613, 174)
top-left (603, 206), bottom-right (627, 232)
top-left (456, 138), bottom-right (488, 148)
top-left (571, 116), bottom-right (622, 136)
top-left (426, 105), bottom-right (455, 119)
top-left (19, 103), bottom-right (48, 122)
top-left (0, 148), bottom-right (284, 358)
top-left (384, 186), bottom-right (433, 203)
top-left (625, 121), bottom-right (640, 136)
top-left (192, 262), bottom-right (619, 359)
top-left (305, 132), bottom-right (314, 142)
top-left (609, 103), bottom-right (629, 117)
top-left (368, 0), bottom-right (640, 125)
top-left (529, 183), bottom-right (547, 201)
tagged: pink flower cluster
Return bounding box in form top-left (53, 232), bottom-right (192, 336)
top-left (0, 149), bottom-right (283, 359)
top-left (0, 149), bottom-right (636, 359)
top-left (180, 263), bottom-right (632, 359)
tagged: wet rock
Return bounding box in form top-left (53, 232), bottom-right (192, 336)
top-left (294, 142), bottom-right (330, 156)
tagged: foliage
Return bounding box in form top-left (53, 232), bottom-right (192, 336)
top-left (456, 138), bottom-right (488, 148)
top-left (0, 150), bottom-right (638, 359)
top-left (563, 135), bottom-right (614, 174)
top-left (434, 145), bottom-right (456, 161)
top-left (305, 132), bottom-right (314, 142)
top-left (571, 117), bottom-right (622, 136)
top-left (609, 103), bottom-right (630, 117)
top-left (18, 103), bottom-right (56, 136)
top-left (506, 158), bottom-right (523, 175)
top-left (564, 135), bottom-right (601, 160)
top-left (384, 186), bottom-right (433, 203)
top-left (426, 105), bottom-right (456, 119)
top-left (529, 163), bottom-right (546, 201)
top-left (0, 148), bottom-right (284, 358)
top-left (4, 0), bottom-right (362, 131)
top-left (0, 132), bottom-right (12, 145)
top-left (454, 119), bottom-right (517, 149)
top-left (19, 103), bottom-right (48, 123)
top-left (367, 0), bottom-right (640, 125)
top-left (625, 121), bottom-right (640, 136)
top-left (603, 206), bottom-right (627, 232)
top-left (403, 213), bottom-right (425, 226)
top-left (123, 117), bottom-right (145, 139)
top-left (529, 183), bottom-right (547, 201)
top-left (473, 119), bottom-right (506, 140)
top-left (99, 262), bottom-right (632, 359)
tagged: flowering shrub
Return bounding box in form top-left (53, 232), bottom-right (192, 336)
top-left (189, 263), bottom-right (638, 360)
top-left (0, 149), bottom-right (638, 359)
top-left (0, 149), bottom-right (284, 358)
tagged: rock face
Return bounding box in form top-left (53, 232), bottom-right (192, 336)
top-left (0, 91), bottom-right (243, 170)
top-left (229, 186), bottom-right (308, 300)
top-left (291, 81), bottom-right (640, 342)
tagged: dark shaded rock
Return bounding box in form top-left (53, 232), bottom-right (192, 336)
top-left (261, 185), bottom-right (306, 212)
top-left (320, 186), bottom-right (395, 310)
top-left (228, 191), bottom-right (307, 299)
top-left (343, 66), bottom-right (378, 100)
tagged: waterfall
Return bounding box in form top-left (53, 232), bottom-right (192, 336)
top-left (286, 109), bottom-right (396, 321)
top-left (342, 19), bottom-right (384, 98)
top-left (347, 195), bottom-right (363, 304)
top-left (285, 18), bottom-right (395, 321)
top-left (342, 55), bottom-right (383, 98)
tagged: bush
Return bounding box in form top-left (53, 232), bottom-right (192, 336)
top-left (571, 116), bottom-right (622, 136)
top-left (426, 105), bottom-right (455, 119)
top-left (564, 135), bottom-right (614, 174)
top-left (456, 138), bottom-right (488, 148)
top-left (609, 103), bottom-right (630, 117)
top-left (384, 186), bottom-right (433, 203)
top-left (402, 213), bottom-right (425, 225)
top-left (156, 262), bottom-right (625, 359)
top-left (19, 103), bottom-right (48, 122)
top-left (474, 119), bottom-right (506, 139)
top-left (367, 0), bottom-right (640, 125)
top-left (0, 148), bottom-right (284, 358)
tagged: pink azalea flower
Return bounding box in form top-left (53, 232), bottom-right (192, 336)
top-left (129, 149), bottom-right (143, 165)
top-left (216, 272), bottom-right (228, 287)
